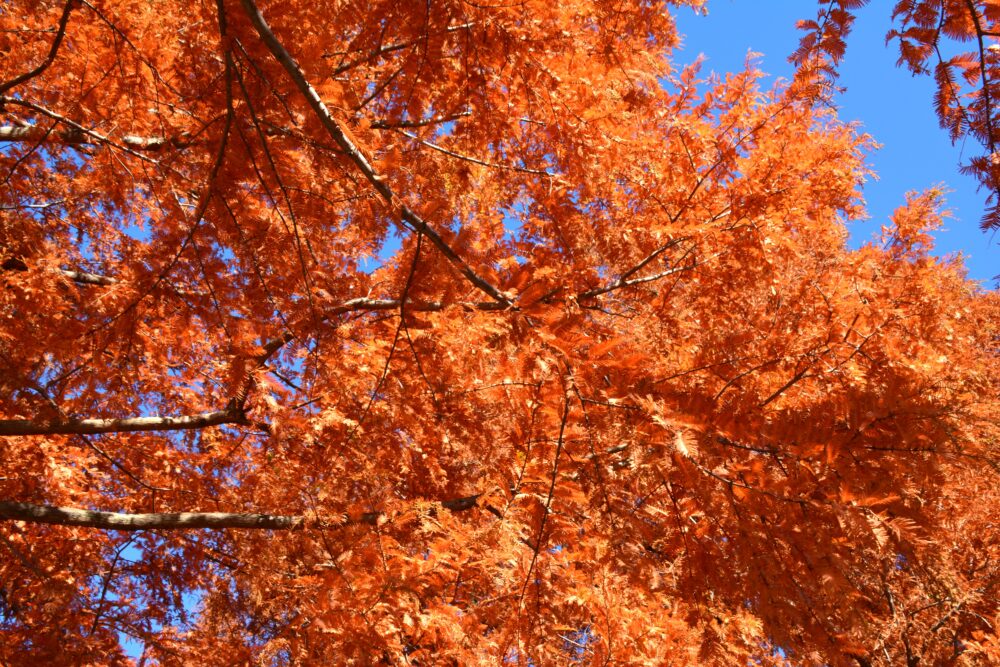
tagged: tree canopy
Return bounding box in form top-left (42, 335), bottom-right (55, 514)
top-left (0, 0), bottom-right (998, 665)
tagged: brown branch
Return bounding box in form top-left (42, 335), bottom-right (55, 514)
top-left (0, 124), bottom-right (184, 151)
top-left (603, 236), bottom-right (690, 287)
top-left (327, 23), bottom-right (474, 76)
top-left (758, 364), bottom-right (813, 408)
top-left (0, 495), bottom-right (484, 531)
top-left (578, 258), bottom-right (699, 300)
top-left (0, 407), bottom-right (247, 437)
top-left (963, 0), bottom-right (998, 158)
top-left (1, 261), bottom-right (218, 295)
top-left (519, 392), bottom-right (571, 601)
top-left (370, 110), bottom-right (471, 130)
top-left (0, 99), bottom-right (164, 163)
top-left (239, 0), bottom-right (511, 306)
top-left (318, 296), bottom-right (504, 316)
top-left (0, 0), bottom-right (75, 95)
top-left (0, 501), bottom-right (303, 530)
top-left (3, 260), bottom-right (115, 286)
top-left (398, 129), bottom-right (553, 175)
top-left (243, 295), bottom-right (506, 401)
top-left (716, 435), bottom-right (778, 455)
top-left (0, 122), bottom-right (304, 151)
top-left (61, 269), bottom-right (117, 286)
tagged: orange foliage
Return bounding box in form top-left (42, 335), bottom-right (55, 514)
top-left (0, 1), bottom-right (997, 665)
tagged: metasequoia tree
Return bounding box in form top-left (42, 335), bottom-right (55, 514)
top-left (0, 0), bottom-right (998, 665)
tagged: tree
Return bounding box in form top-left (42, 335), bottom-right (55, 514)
top-left (0, 0), bottom-right (997, 664)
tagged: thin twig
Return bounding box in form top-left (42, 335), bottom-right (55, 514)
top-left (399, 129), bottom-right (553, 175)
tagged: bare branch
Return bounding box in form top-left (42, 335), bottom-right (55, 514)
top-left (320, 296), bottom-right (504, 315)
top-left (3, 259), bottom-right (116, 286)
top-left (614, 236), bottom-right (690, 284)
top-left (2, 263), bottom-right (210, 297)
top-left (61, 269), bottom-right (117, 286)
top-left (0, 501), bottom-right (304, 531)
top-left (0, 495), bottom-right (484, 531)
top-left (3, 257), bottom-right (499, 323)
top-left (578, 259), bottom-right (698, 300)
top-left (370, 110), bottom-right (471, 130)
top-left (0, 124), bottom-right (183, 151)
top-left (0, 98), bottom-right (163, 163)
top-left (327, 23), bottom-right (474, 76)
top-left (0, 408), bottom-right (246, 437)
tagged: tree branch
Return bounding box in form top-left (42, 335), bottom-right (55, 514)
top-left (320, 296), bottom-right (504, 315)
top-left (0, 0), bottom-right (75, 95)
top-left (0, 124), bottom-right (183, 151)
top-left (238, 0), bottom-right (511, 306)
top-left (60, 269), bottom-right (117, 286)
top-left (398, 129), bottom-right (553, 175)
top-left (3, 259), bottom-right (115, 286)
top-left (578, 258), bottom-right (699, 299)
top-left (0, 98), bottom-right (164, 164)
top-left (0, 408), bottom-right (247, 437)
top-left (370, 110), bottom-right (471, 130)
top-left (326, 23), bottom-right (474, 76)
top-left (0, 495), bottom-right (484, 531)
top-left (0, 501), bottom-right (303, 530)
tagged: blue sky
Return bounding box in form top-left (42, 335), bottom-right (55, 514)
top-left (675, 2), bottom-right (998, 285)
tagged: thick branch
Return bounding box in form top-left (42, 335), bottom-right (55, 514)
top-left (0, 122), bottom-right (180, 153)
top-left (0, 495), bottom-right (483, 531)
top-left (964, 0), bottom-right (998, 158)
top-left (0, 123), bottom-right (294, 151)
top-left (0, 502), bottom-right (303, 530)
top-left (61, 269), bottom-right (117, 286)
top-left (0, 408), bottom-right (246, 437)
top-left (239, 0), bottom-right (511, 306)
top-left (2, 262), bottom-right (209, 295)
top-left (323, 296), bottom-right (503, 315)
top-left (3, 259), bottom-right (117, 286)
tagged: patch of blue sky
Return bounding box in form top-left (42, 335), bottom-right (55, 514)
top-left (430, 119), bottom-right (458, 140)
top-left (358, 227), bottom-right (402, 273)
top-left (114, 538), bottom-right (208, 660)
